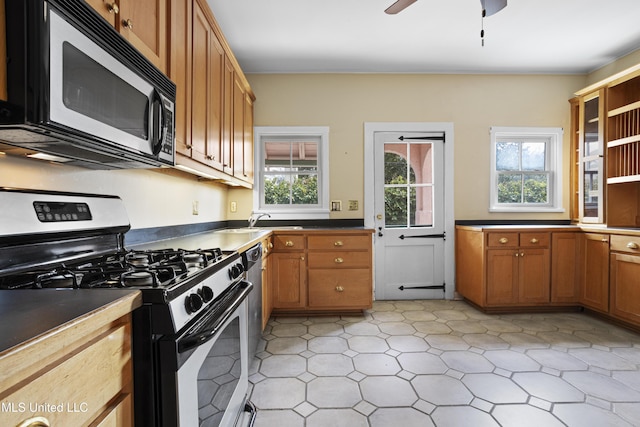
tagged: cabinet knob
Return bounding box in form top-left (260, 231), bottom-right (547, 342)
top-left (530, 238), bottom-right (539, 244)
top-left (334, 257), bottom-right (344, 264)
top-left (335, 286), bottom-right (344, 292)
top-left (16, 416), bottom-right (50, 427)
top-left (334, 240), bottom-right (344, 247)
top-left (106, 2), bottom-right (119, 14)
top-left (185, 144), bottom-right (193, 149)
top-left (627, 242), bottom-right (639, 250)
top-left (514, 252), bottom-right (520, 257)
top-left (300, 256), bottom-right (305, 261)
top-left (285, 240), bottom-right (294, 247)
top-left (122, 18), bottom-right (133, 29)
top-left (268, 242), bottom-right (274, 249)
top-left (206, 154), bottom-right (215, 160)
top-left (499, 237), bottom-right (509, 244)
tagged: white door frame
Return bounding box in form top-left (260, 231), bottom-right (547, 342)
top-left (364, 122), bottom-right (455, 300)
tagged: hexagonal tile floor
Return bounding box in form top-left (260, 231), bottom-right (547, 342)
top-left (248, 300), bottom-right (640, 426)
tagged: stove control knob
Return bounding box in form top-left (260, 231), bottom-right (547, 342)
top-left (199, 286), bottom-right (214, 303)
top-left (229, 263), bottom-right (245, 279)
top-left (185, 293), bottom-right (204, 313)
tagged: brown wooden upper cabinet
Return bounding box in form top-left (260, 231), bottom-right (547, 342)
top-left (168, 0), bottom-right (255, 187)
top-left (573, 65), bottom-right (640, 227)
top-left (85, 0), bottom-right (167, 73)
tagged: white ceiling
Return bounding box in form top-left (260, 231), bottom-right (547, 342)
top-left (206, 0), bottom-right (640, 74)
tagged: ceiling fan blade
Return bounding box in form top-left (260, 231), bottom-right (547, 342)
top-left (385, 0), bottom-right (418, 15)
top-left (480, 0), bottom-right (507, 16)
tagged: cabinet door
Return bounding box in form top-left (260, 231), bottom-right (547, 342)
top-left (580, 233), bottom-right (610, 312)
top-left (190, 3), bottom-right (223, 169)
top-left (518, 248), bottom-right (550, 304)
top-left (232, 74), bottom-right (246, 180)
top-left (221, 57), bottom-right (234, 175)
top-left (243, 93), bottom-right (255, 184)
top-left (610, 252), bottom-right (640, 324)
top-left (271, 252), bottom-right (306, 308)
top-left (169, 0), bottom-right (191, 156)
top-left (579, 91), bottom-right (605, 223)
top-left (118, 0), bottom-right (167, 72)
top-left (551, 232), bottom-right (579, 303)
top-left (486, 249), bottom-right (518, 305)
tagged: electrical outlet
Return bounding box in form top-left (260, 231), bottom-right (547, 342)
top-left (230, 201), bottom-right (237, 213)
top-left (192, 200), bottom-right (199, 215)
top-left (348, 200), bottom-right (359, 211)
top-left (331, 200), bottom-right (342, 211)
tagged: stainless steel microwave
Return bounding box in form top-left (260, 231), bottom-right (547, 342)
top-left (0, 0), bottom-right (176, 169)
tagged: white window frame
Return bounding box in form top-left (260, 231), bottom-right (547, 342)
top-left (489, 126), bottom-right (564, 213)
top-left (253, 126), bottom-right (330, 220)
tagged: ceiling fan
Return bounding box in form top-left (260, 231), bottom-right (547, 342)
top-left (385, 0), bottom-right (507, 16)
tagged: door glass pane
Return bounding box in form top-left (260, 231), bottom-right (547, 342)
top-left (583, 97), bottom-right (600, 157)
top-left (583, 160), bottom-right (599, 217)
top-left (385, 187), bottom-right (407, 227)
top-left (384, 150), bottom-right (407, 185)
top-left (198, 317), bottom-right (241, 425)
top-left (63, 42), bottom-right (148, 139)
top-left (497, 174), bottom-right (522, 203)
top-left (410, 186), bottom-right (433, 227)
top-left (523, 174), bottom-right (548, 203)
top-left (410, 143), bottom-right (433, 185)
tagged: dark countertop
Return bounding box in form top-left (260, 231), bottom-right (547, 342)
top-left (0, 289), bottom-right (140, 354)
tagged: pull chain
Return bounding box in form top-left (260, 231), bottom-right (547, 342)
top-left (481, 9), bottom-right (486, 46)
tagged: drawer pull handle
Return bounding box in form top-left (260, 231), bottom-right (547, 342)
top-left (627, 242), bottom-right (639, 250)
top-left (602, 238), bottom-right (608, 243)
top-left (499, 237), bottom-right (509, 244)
top-left (334, 241), bottom-right (344, 247)
top-left (106, 2), bottom-right (119, 14)
top-left (16, 416), bottom-right (50, 427)
top-left (285, 240), bottom-right (294, 247)
top-left (336, 286), bottom-right (344, 292)
top-left (530, 238), bottom-right (539, 244)
top-left (335, 257), bottom-right (344, 263)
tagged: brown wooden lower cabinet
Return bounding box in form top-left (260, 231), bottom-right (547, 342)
top-left (455, 226), bottom-right (577, 310)
top-left (580, 233), bottom-right (610, 313)
top-left (0, 295), bottom-right (139, 427)
top-left (609, 234), bottom-right (640, 324)
top-left (270, 230), bottom-right (373, 313)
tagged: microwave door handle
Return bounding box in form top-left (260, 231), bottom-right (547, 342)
top-left (151, 89), bottom-right (165, 156)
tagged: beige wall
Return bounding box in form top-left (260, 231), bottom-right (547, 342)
top-left (0, 154), bottom-right (228, 229)
top-left (233, 73), bottom-right (587, 220)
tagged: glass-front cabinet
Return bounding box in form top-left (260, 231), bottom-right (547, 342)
top-left (579, 89), bottom-right (605, 223)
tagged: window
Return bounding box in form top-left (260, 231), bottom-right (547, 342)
top-left (489, 127), bottom-right (564, 212)
top-left (253, 126), bottom-right (329, 219)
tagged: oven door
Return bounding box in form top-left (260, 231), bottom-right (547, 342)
top-left (158, 281), bottom-right (254, 427)
top-left (47, 7), bottom-right (173, 163)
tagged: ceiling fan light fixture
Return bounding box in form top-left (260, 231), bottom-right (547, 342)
top-left (480, 0), bottom-right (507, 17)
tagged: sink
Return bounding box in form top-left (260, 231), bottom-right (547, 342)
top-left (217, 226), bottom-right (303, 233)
top-left (217, 228), bottom-right (262, 234)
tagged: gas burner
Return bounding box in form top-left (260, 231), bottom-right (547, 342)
top-left (122, 271), bottom-right (156, 287)
top-left (126, 253), bottom-right (151, 268)
top-left (182, 252), bottom-right (205, 269)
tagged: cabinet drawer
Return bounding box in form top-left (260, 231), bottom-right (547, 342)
top-left (308, 234), bottom-right (371, 251)
top-left (519, 232), bottom-right (550, 248)
top-left (1, 323), bottom-right (132, 426)
top-left (610, 234), bottom-right (640, 254)
top-left (308, 269), bottom-right (372, 308)
top-left (307, 251), bottom-right (371, 269)
top-left (273, 234), bottom-right (305, 250)
top-left (487, 232), bottom-right (518, 248)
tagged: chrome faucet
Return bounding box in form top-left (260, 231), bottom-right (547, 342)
top-left (248, 213), bottom-right (271, 228)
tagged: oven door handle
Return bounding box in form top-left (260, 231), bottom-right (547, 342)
top-left (177, 281), bottom-right (253, 353)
